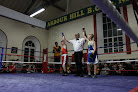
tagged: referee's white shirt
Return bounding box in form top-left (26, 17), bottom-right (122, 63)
top-left (69, 38), bottom-right (86, 52)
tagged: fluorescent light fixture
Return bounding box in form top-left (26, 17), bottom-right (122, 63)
top-left (117, 28), bottom-right (122, 31)
top-left (30, 8), bottom-right (45, 17)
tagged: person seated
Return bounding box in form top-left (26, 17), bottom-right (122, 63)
top-left (26, 64), bottom-right (35, 73)
top-left (96, 64), bottom-right (100, 75)
top-left (68, 64), bottom-right (76, 74)
top-left (67, 64), bottom-right (71, 74)
top-left (1, 63), bottom-right (8, 73)
top-left (111, 64), bottom-right (119, 75)
top-left (35, 61), bottom-right (42, 73)
top-left (118, 64), bottom-right (126, 75)
top-left (9, 62), bottom-right (16, 73)
top-left (100, 64), bottom-right (110, 75)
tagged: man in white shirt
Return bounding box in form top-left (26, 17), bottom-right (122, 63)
top-left (63, 33), bottom-right (86, 77)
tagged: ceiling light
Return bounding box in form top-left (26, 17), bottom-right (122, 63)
top-left (30, 8), bottom-right (45, 17)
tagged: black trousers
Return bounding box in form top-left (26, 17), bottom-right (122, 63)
top-left (74, 51), bottom-right (83, 75)
top-left (54, 57), bottom-right (60, 73)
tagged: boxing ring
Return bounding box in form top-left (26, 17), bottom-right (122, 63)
top-left (0, 0), bottom-right (138, 92)
top-left (0, 73), bottom-right (137, 92)
top-left (0, 41), bottom-right (138, 72)
top-left (0, 40), bottom-right (138, 92)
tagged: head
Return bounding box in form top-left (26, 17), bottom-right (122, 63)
top-left (55, 42), bottom-right (58, 47)
top-left (75, 33), bottom-right (80, 39)
top-left (61, 40), bottom-right (65, 46)
top-left (88, 34), bottom-right (94, 40)
top-left (12, 62), bottom-right (15, 65)
top-left (119, 64), bottom-right (123, 69)
top-left (97, 64), bottom-right (99, 68)
top-left (113, 64), bottom-right (117, 68)
top-left (2, 62), bottom-right (5, 65)
top-left (104, 64), bottom-right (108, 67)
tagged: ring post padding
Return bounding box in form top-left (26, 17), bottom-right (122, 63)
top-left (0, 48), bottom-right (4, 70)
top-left (42, 48), bottom-right (48, 73)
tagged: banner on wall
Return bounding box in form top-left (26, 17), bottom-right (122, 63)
top-left (46, 0), bottom-right (138, 29)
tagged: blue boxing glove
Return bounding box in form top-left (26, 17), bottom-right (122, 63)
top-left (62, 32), bottom-right (64, 37)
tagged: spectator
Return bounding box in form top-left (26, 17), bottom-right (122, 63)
top-left (118, 64), bottom-right (126, 75)
top-left (53, 42), bottom-right (61, 73)
top-left (96, 64), bottom-right (100, 75)
top-left (111, 64), bottom-right (119, 75)
top-left (100, 64), bottom-right (110, 75)
top-left (9, 62), bottom-right (16, 73)
top-left (131, 65), bottom-right (138, 76)
top-left (26, 63), bottom-right (36, 73)
top-left (1, 63), bottom-right (8, 73)
top-left (109, 63), bottom-right (114, 69)
top-left (35, 61), bottom-right (42, 73)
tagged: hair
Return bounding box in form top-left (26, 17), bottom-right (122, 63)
top-left (61, 40), bottom-right (65, 43)
top-left (75, 33), bottom-right (80, 37)
top-left (89, 34), bottom-right (94, 39)
top-left (55, 42), bottom-right (58, 45)
top-left (78, 33), bottom-right (80, 37)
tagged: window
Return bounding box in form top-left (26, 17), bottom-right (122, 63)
top-left (25, 41), bottom-right (35, 47)
top-left (23, 36), bottom-right (40, 62)
top-left (24, 41), bottom-right (35, 62)
top-left (103, 8), bottom-right (124, 53)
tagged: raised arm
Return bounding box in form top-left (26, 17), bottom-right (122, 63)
top-left (83, 28), bottom-right (89, 41)
top-left (63, 36), bottom-right (70, 43)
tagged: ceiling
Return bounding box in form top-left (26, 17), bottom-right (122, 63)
top-left (0, 0), bottom-right (93, 21)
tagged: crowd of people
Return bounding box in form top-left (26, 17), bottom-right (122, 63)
top-left (48, 62), bottom-right (138, 76)
top-left (0, 62), bottom-right (42, 73)
top-left (97, 63), bottom-right (138, 76)
top-left (0, 60), bottom-right (138, 76)
top-left (0, 62), bottom-right (16, 73)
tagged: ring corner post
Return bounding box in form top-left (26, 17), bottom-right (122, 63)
top-left (42, 48), bottom-right (48, 73)
top-left (0, 48), bottom-right (4, 70)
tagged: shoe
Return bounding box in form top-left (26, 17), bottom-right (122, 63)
top-left (80, 74), bottom-right (84, 77)
top-left (74, 74), bottom-right (80, 76)
top-left (93, 75), bottom-right (97, 78)
top-left (85, 75), bottom-right (92, 77)
top-left (62, 73), bottom-right (68, 76)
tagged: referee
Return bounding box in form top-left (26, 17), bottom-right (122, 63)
top-left (63, 31), bottom-right (86, 77)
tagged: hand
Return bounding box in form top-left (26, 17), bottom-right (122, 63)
top-left (63, 36), bottom-right (65, 40)
top-left (82, 28), bottom-right (86, 33)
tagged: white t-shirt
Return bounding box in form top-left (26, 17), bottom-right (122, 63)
top-left (69, 38), bottom-right (86, 52)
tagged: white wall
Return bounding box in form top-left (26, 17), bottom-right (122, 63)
top-left (0, 16), bottom-right (48, 61)
top-left (127, 4), bottom-right (138, 57)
